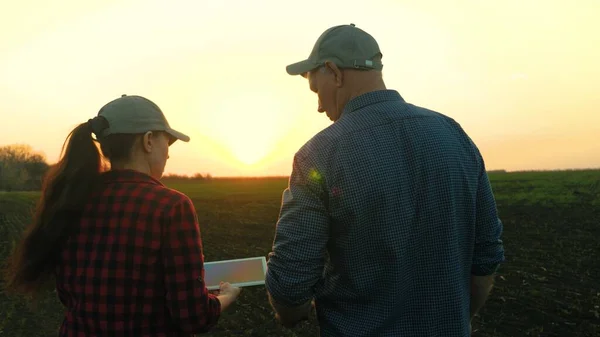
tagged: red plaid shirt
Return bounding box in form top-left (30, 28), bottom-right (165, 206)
top-left (55, 169), bottom-right (221, 336)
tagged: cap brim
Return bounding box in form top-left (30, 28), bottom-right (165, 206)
top-left (166, 128), bottom-right (190, 144)
top-left (286, 59), bottom-right (319, 76)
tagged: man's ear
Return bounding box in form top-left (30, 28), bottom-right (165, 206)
top-left (142, 131), bottom-right (153, 153)
top-left (324, 61), bottom-right (343, 87)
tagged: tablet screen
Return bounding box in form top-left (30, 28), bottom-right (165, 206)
top-left (203, 256), bottom-right (267, 290)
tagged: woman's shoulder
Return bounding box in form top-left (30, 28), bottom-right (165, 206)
top-left (98, 170), bottom-right (194, 206)
top-left (147, 183), bottom-right (194, 206)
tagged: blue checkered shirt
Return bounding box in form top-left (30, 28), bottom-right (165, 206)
top-left (265, 90), bottom-right (505, 336)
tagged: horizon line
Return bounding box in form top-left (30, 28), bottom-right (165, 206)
top-left (161, 167), bottom-right (600, 180)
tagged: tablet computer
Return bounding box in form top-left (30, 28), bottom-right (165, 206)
top-left (203, 256), bottom-right (267, 290)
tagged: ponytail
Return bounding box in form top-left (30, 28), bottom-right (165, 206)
top-left (4, 120), bottom-right (105, 296)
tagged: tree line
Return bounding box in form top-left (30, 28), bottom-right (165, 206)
top-left (0, 144), bottom-right (49, 191)
top-left (0, 144), bottom-right (216, 191)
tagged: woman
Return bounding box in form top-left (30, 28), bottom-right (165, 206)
top-left (4, 94), bottom-right (241, 336)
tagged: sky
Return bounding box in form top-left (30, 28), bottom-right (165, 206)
top-left (1, 0), bottom-right (598, 176)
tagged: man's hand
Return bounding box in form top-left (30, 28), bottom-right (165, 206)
top-left (269, 294), bottom-right (313, 328)
top-left (470, 274), bottom-right (495, 319)
top-left (275, 312), bottom-right (309, 328)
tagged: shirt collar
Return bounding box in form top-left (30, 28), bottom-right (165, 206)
top-left (100, 169), bottom-right (164, 186)
top-left (343, 90), bottom-right (405, 115)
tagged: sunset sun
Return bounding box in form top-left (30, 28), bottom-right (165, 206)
top-left (198, 91), bottom-right (288, 167)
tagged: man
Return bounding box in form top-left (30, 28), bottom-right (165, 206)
top-left (265, 23), bottom-right (505, 336)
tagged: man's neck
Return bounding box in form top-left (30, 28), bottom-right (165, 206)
top-left (348, 84), bottom-right (387, 101)
top-left (346, 74), bottom-right (387, 102)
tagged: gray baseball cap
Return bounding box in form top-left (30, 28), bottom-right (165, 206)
top-left (97, 94), bottom-right (190, 143)
top-left (286, 23), bottom-right (383, 76)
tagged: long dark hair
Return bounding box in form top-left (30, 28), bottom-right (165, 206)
top-left (3, 117), bottom-right (139, 297)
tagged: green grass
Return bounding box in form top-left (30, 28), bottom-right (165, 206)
top-left (488, 169), bottom-right (600, 208)
top-left (1, 170), bottom-right (599, 336)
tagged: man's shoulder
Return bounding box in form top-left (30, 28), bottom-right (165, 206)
top-left (294, 96), bottom-right (470, 162)
top-left (295, 105), bottom-right (379, 159)
top-left (404, 102), bottom-right (473, 139)
top-left (404, 102), bottom-right (457, 123)
top-left (295, 123), bottom-right (341, 162)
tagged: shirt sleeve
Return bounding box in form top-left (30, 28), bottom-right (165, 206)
top-left (265, 153), bottom-right (330, 307)
top-left (162, 195), bottom-right (221, 333)
top-left (472, 163), bottom-right (506, 276)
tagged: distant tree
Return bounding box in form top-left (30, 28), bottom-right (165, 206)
top-left (163, 173), bottom-right (190, 180)
top-left (161, 172), bottom-right (214, 181)
top-left (0, 144), bottom-right (49, 191)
